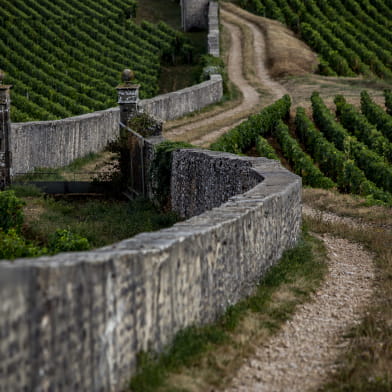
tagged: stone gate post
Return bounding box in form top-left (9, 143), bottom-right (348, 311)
top-left (0, 70), bottom-right (12, 190)
top-left (116, 69), bottom-right (140, 127)
top-left (116, 69), bottom-right (142, 194)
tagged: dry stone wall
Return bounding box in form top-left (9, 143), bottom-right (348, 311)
top-left (0, 149), bottom-right (301, 392)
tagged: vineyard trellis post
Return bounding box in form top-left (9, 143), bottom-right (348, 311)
top-left (0, 70), bottom-right (12, 191)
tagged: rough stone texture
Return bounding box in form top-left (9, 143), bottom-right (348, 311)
top-left (171, 149), bottom-right (263, 218)
top-left (10, 75), bottom-right (222, 175)
top-left (139, 75), bottom-right (222, 122)
top-left (181, 0), bottom-right (209, 31)
top-left (0, 150), bottom-right (301, 392)
top-left (208, 2), bottom-right (220, 57)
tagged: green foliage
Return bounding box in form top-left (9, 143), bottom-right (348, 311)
top-left (334, 94), bottom-right (392, 163)
top-left (311, 92), bottom-right (392, 194)
top-left (0, 229), bottom-right (43, 260)
top-left (9, 184), bottom-right (44, 198)
top-left (200, 54), bottom-right (229, 94)
top-left (295, 107), bottom-right (392, 204)
top-left (150, 140), bottom-right (193, 208)
top-left (23, 197), bottom-right (180, 250)
top-left (127, 112), bottom-right (159, 134)
top-left (0, 190), bottom-right (25, 233)
top-left (273, 120), bottom-right (336, 189)
top-left (47, 229), bottom-right (90, 253)
top-left (361, 91), bottom-right (392, 142)
top-left (255, 136), bottom-right (279, 160)
top-left (211, 95), bottom-right (291, 153)
top-left (1, 0), bottom-right (192, 121)
top-left (239, 0), bottom-right (392, 78)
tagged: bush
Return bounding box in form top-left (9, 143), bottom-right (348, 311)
top-left (0, 190), bottom-right (25, 233)
top-left (48, 229), bottom-right (90, 253)
top-left (0, 229), bottom-right (43, 260)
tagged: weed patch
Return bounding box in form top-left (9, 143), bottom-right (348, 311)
top-left (21, 196), bottom-right (180, 251)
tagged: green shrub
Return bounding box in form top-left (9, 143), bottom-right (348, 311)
top-left (0, 190), bottom-right (25, 233)
top-left (0, 229), bottom-right (43, 260)
top-left (47, 229), bottom-right (90, 253)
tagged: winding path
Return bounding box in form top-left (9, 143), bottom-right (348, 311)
top-left (165, 4), bottom-right (377, 391)
top-left (164, 4), bottom-right (287, 147)
top-left (224, 230), bottom-right (374, 392)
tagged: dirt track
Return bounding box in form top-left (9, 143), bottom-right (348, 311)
top-left (163, 4), bottom-right (378, 391)
top-left (164, 4), bottom-right (287, 147)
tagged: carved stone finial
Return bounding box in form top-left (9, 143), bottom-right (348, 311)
top-left (122, 69), bottom-right (135, 84)
top-left (0, 70), bottom-right (4, 85)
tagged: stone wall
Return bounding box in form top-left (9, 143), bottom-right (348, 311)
top-left (11, 108), bottom-right (120, 174)
top-left (0, 149), bottom-right (301, 392)
top-left (10, 75), bottom-right (222, 175)
top-left (171, 149), bottom-right (263, 218)
top-left (139, 74), bottom-right (222, 122)
top-left (181, 0), bottom-right (209, 31)
top-left (208, 2), bottom-right (220, 57)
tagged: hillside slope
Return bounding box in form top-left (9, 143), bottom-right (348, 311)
top-left (0, 0), bottom-right (190, 121)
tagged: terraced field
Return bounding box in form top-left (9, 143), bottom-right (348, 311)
top-left (239, 0), bottom-right (392, 78)
top-left (0, 0), bottom-right (191, 121)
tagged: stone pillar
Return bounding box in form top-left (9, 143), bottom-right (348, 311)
top-left (0, 70), bottom-right (12, 191)
top-left (116, 69), bottom-right (142, 193)
top-left (116, 69), bottom-right (140, 127)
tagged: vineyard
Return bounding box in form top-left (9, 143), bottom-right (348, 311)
top-left (238, 0), bottom-right (392, 79)
top-left (0, 0), bottom-right (192, 122)
top-left (211, 91), bottom-right (392, 205)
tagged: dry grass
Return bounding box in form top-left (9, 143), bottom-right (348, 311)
top-left (303, 188), bottom-right (392, 391)
top-left (281, 74), bottom-right (392, 110)
top-left (303, 188), bottom-right (392, 228)
top-left (222, 2), bottom-right (319, 78)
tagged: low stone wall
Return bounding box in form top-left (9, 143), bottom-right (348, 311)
top-left (0, 149), bottom-right (301, 392)
top-left (11, 108), bottom-right (120, 174)
top-left (10, 74), bottom-right (222, 175)
top-left (139, 74), bottom-right (222, 122)
top-left (208, 1), bottom-right (220, 57)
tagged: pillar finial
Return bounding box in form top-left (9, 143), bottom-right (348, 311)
top-left (122, 69), bottom-right (135, 85)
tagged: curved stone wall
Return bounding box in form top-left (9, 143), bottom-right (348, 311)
top-left (0, 149), bottom-right (301, 392)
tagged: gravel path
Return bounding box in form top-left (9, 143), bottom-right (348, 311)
top-left (164, 5), bottom-right (287, 147)
top-left (223, 210), bottom-right (375, 392)
top-left (165, 5), bottom-right (378, 390)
